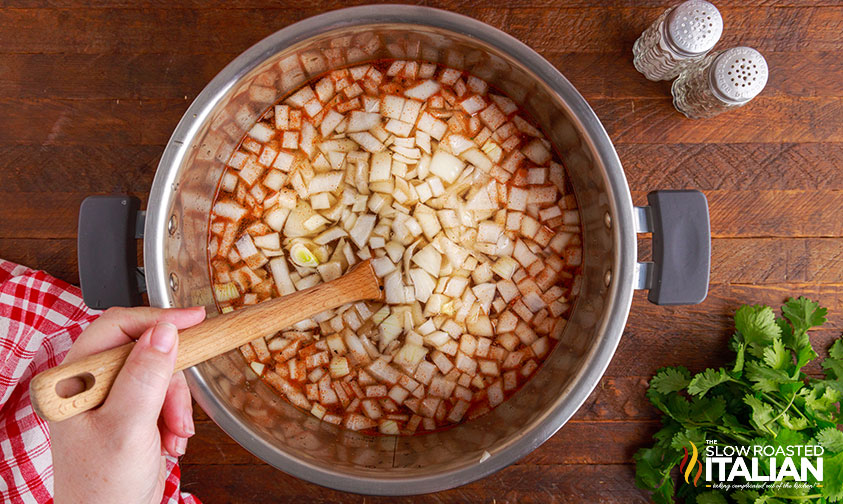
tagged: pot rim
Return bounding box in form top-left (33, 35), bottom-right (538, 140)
top-left (145, 4), bottom-right (636, 495)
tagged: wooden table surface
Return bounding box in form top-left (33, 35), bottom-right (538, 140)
top-left (2, 0), bottom-right (841, 502)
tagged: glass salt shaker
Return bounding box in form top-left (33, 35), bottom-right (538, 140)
top-left (632, 0), bottom-right (723, 81)
top-left (672, 46), bottom-right (768, 119)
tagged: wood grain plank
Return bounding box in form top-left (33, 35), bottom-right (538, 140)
top-left (178, 462), bottom-right (649, 503)
top-left (6, 0), bottom-right (840, 8)
top-left (0, 53), bottom-right (234, 100)
top-left (0, 145), bottom-right (161, 193)
top-left (0, 99), bottom-right (188, 146)
top-left (0, 7), bottom-right (840, 55)
top-left (3, 52), bottom-right (839, 101)
top-left (619, 143), bottom-right (843, 191)
top-left (0, 193), bottom-right (148, 239)
top-left (0, 238), bottom-right (78, 284)
top-left (628, 284), bottom-right (843, 333)
top-left (596, 97), bottom-right (843, 144)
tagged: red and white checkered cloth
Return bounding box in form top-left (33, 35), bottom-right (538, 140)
top-left (0, 259), bottom-right (200, 504)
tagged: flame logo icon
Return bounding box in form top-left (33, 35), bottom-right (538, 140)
top-left (679, 441), bottom-right (703, 486)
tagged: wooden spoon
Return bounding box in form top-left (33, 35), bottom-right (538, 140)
top-left (30, 259), bottom-right (383, 422)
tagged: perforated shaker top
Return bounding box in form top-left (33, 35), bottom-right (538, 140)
top-left (710, 47), bottom-right (769, 103)
top-left (666, 0), bottom-right (723, 55)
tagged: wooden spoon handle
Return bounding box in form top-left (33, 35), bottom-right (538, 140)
top-left (30, 259), bottom-right (382, 422)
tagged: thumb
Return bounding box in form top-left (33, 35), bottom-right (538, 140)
top-left (101, 322), bottom-right (179, 430)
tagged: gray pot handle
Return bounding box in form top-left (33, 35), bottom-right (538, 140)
top-left (77, 195), bottom-right (146, 309)
top-left (634, 190), bottom-right (711, 305)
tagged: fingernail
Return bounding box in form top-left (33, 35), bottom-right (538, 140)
top-left (150, 322), bottom-right (178, 353)
top-left (174, 436), bottom-right (188, 456)
top-left (183, 410), bottom-right (195, 436)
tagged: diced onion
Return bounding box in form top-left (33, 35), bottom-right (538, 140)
top-left (429, 151), bottom-right (465, 183)
top-left (209, 58), bottom-right (583, 437)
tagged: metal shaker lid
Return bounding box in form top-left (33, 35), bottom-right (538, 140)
top-left (709, 47), bottom-right (769, 103)
top-left (665, 0), bottom-right (723, 56)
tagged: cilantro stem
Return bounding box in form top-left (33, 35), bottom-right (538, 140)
top-left (774, 495), bottom-right (822, 500)
top-left (766, 392), bottom-right (797, 429)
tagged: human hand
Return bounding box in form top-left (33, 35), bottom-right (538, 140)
top-left (50, 306), bottom-right (205, 504)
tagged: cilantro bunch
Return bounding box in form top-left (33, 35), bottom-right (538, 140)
top-left (635, 297), bottom-right (843, 503)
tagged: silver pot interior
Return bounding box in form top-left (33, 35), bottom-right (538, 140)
top-left (148, 10), bottom-right (632, 494)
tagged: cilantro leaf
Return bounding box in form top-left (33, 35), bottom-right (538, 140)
top-left (652, 419), bottom-right (683, 447)
top-left (734, 304), bottom-right (781, 357)
top-left (695, 491), bottom-right (728, 504)
top-left (670, 427), bottom-right (705, 451)
top-left (744, 394), bottom-right (778, 436)
top-left (732, 339), bottom-right (747, 374)
top-left (824, 340), bottom-right (843, 380)
top-left (649, 367), bottom-right (691, 394)
top-left (795, 344), bottom-right (818, 372)
top-left (804, 384), bottom-right (842, 423)
top-left (782, 296), bottom-right (827, 336)
top-left (745, 361), bottom-right (792, 393)
top-left (690, 396), bottom-right (727, 423)
top-left (777, 412), bottom-right (809, 431)
top-left (818, 427), bottom-right (843, 453)
top-left (647, 387), bottom-right (692, 422)
top-left (634, 442), bottom-right (680, 504)
top-left (732, 490), bottom-right (761, 504)
top-left (687, 368), bottom-right (730, 397)
top-left (824, 357), bottom-right (843, 382)
top-left (821, 451), bottom-right (843, 502)
top-left (763, 338), bottom-right (790, 370)
top-left (831, 339), bottom-right (843, 360)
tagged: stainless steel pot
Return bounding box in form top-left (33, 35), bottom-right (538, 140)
top-left (77, 5), bottom-right (710, 495)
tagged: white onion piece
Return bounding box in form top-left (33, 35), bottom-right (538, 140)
top-left (349, 214), bottom-right (377, 248)
top-left (213, 200), bottom-right (247, 222)
top-left (254, 233), bottom-right (281, 250)
top-left (248, 122), bottom-right (274, 143)
top-left (472, 283), bottom-right (496, 314)
top-left (404, 80), bottom-right (441, 101)
top-left (369, 151), bottom-right (391, 182)
top-left (269, 257), bottom-right (296, 296)
top-left (409, 268), bottom-right (435, 303)
top-left (460, 95), bottom-right (486, 115)
top-left (465, 180), bottom-right (498, 210)
top-left (461, 148), bottom-right (493, 173)
top-left (448, 134), bottom-right (475, 155)
top-left (383, 271), bottom-right (405, 304)
top-left (309, 172), bottom-right (344, 194)
top-left (347, 111), bottom-right (382, 132)
top-left (429, 151), bottom-right (465, 183)
top-left (348, 132), bottom-right (385, 153)
top-left (235, 234), bottom-right (259, 259)
top-left (411, 244), bottom-right (441, 277)
top-left (314, 226), bottom-right (348, 245)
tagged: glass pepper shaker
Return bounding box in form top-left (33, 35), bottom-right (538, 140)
top-left (632, 0), bottom-right (724, 81)
top-left (672, 46), bottom-right (768, 119)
